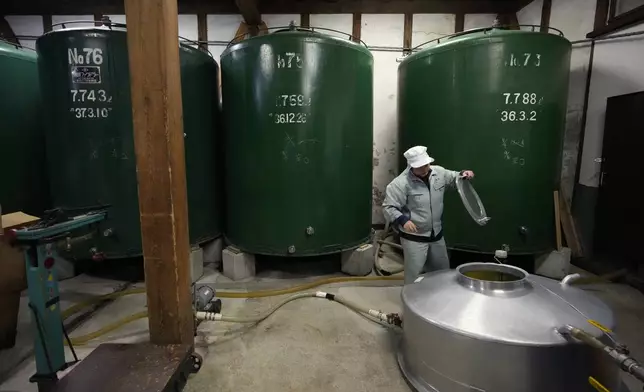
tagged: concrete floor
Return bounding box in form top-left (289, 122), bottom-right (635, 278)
top-left (1, 261), bottom-right (644, 392)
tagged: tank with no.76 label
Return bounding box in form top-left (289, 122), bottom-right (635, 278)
top-left (221, 24), bottom-right (374, 256)
top-left (398, 24), bottom-right (572, 255)
top-left (36, 21), bottom-right (223, 259)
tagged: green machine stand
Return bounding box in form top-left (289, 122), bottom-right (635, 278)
top-left (10, 208), bottom-right (203, 392)
top-left (10, 209), bottom-right (108, 391)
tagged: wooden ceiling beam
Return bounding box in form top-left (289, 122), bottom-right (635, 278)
top-left (2, 0), bottom-right (520, 16)
top-left (235, 0), bottom-right (261, 25)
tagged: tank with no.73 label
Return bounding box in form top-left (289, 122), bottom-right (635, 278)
top-left (221, 24), bottom-right (374, 256)
top-left (397, 24), bottom-right (572, 255)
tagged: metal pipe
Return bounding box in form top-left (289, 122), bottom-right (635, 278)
top-left (561, 273), bottom-right (581, 286)
top-left (559, 325), bottom-right (644, 384)
top-left (571, 29), bottom-right (644, 45)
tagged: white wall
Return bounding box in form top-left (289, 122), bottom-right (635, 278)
top-left (261, 14), bottom-right (299, 29)
top-left (580, 23), bottom-right (644, 187)
top-left (309, 14), bottom-right (353, 38)
top-left (411, 14), bottom-right (454, 48)
top-left (5, 15), bottom-right (42, 49)
top-left (547, 0), bottom-right (644, 194)
top-left (616, 0), bottom-right (644, 14)
top-left (207, 14), bottom-right (243, 60)
top-left (464, 14), bottom-right (497, 30)
top-left (547, 0), bottom-right (596, 203)
top-left (517, 0), bottom-right (543, 25)
top-left (361, 14), bottom-right (404, 223)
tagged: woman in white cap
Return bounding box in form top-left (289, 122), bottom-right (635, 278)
top-left (382, 145), bottom-right (474, 284)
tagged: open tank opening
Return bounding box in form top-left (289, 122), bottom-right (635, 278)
top-left (457, 262), bottom-right (528, 284)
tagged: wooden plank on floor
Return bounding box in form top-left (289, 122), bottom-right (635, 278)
top-left (554, 191), bottom-right (562, 251)
top-left (559, 192), bottom-right (584, 258)
top-left (123, 0), bottom-right (194, 345)
top-left (50, 343), bottom-right (193, 392)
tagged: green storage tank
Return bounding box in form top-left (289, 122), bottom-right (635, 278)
top-left (0, 40), bottom-right (49, 215)
top-left (221, 27), bottom-right (373, 256)
top-left (36, 23), bottom-right (222, 258)
top-left (398, 26), bottom-right (571, 255)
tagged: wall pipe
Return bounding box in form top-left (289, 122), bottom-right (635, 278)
top-left (14, 29), bottom-right (644, 53)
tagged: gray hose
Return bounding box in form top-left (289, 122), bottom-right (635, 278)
top-left (377, 240), bottom-right (403, 250)
top-left (196, 291), bottom-right (402, 327)
top-left (197, 292), bottom-right (314, 323)
top-left (374, 220), bottom-right (406, 275)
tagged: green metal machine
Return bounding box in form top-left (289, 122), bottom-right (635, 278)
top-left (398, 26), bottom-right (572, 255)
top-left (0, 40), bottom-right (49, 215)
top-left (221, 25), bottom-right (373, 256)
top-left (36, 22), bottom-right (222, 259)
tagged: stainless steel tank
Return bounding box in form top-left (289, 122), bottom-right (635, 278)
top-left (398, 262), bottom-right (622, 392)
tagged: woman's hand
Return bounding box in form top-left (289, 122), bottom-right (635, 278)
top-left (403, 221), bottom-right (418, 233)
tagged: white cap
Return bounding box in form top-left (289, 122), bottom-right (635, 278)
top-left (404, 146), bottom-right (434, 168)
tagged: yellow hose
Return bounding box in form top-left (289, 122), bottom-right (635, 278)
top-left (68, 311), bottom-right (148, 346)
top-left (65, 275), bottom-right (403, 345)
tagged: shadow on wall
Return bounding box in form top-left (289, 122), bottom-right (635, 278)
top-left (372, 117), bottom-right (399, 225)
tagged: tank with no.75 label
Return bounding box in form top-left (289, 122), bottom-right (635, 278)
top-left (221, 23), bottom-right (374, 256)
top-left (398, 24), bottom-right (572, 255)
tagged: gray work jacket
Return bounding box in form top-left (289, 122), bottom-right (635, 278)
top-left (382, 165), bottom-right (459, 237)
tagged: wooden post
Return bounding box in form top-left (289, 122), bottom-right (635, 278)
top-left (93, 13), bottom-right (103, 27)
top-left (554, 191), bottom-right (562, 251)
top-left (42, 15), bottom-right (52, 33)
top-left (352, 13), bottom-right (361, 43)
top-left (197, 13), bottom-right (208, 51)
top-left (540, 0), bottom-right (552, 32)
top-left (594, 0), bottom-right (610, 30)
top-left (300, 13), bottom-right (310, 28)
top-left (455, 13), bottom-right (465, 32)
top-left (123, 0), bottom-right (194, 345)
top-left (403, 13), bottom-right (413, 51)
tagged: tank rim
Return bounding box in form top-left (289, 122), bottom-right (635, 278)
top-left (0, 39), bottom-right (37, 61)
top-left (36, 25), bottom-right (216, 62)
top-left (456, 262), bottom-right (529, 293)
top-left (398, 27), bottom-right (571, 66)
top-left (221, 30), bottom-right (373, 59)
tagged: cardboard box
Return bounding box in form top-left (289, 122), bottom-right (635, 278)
top-left (0, 211), bottom-right (39, 349)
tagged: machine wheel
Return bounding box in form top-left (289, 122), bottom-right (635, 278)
top-left (189, 353), bottom-right (203, 373)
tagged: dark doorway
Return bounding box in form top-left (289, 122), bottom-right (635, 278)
top-left (593, 90), bottom-right (644, 269)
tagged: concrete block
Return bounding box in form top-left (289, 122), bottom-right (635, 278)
top-left (341, 244), bottom-right (375, 276)
top-left (190, 246), bottom-right (204, 283)
top-left (535, 248), bottom-right (571, 279)
top-left (202, 237), bottom-right (224, 268)
top-left (222, 246), bottom-right (255, 281)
